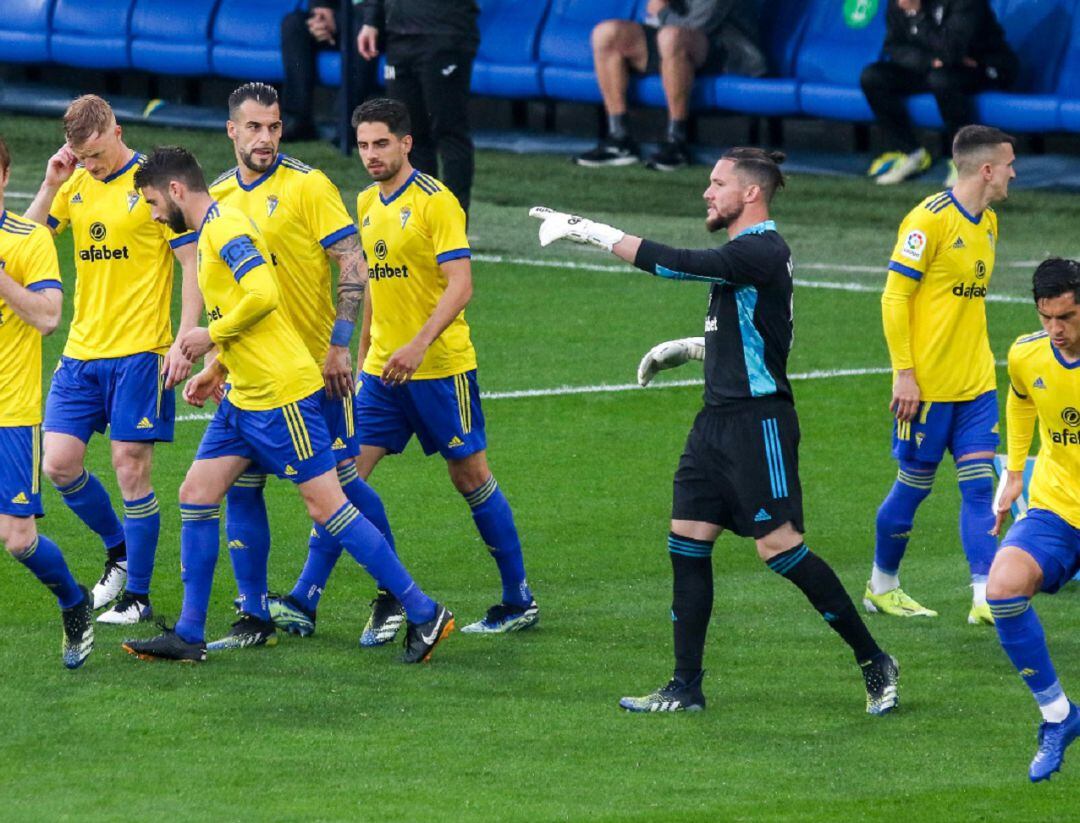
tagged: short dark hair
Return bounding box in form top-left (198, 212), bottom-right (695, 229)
top-left (0, 135), bottom-right (9, 173)
top-left (351, 97), bottom-right (411, 136)
top-left (133, 146), bottom-right (208, 193)
top-left (722, 147), bottom-right (786, 202)
top-left (952, 124), bottom-right (1015, 168)
top-left (1033, 257), bottom-right (1080, 304)
top-left (228, 82), bottom-right (279, 120)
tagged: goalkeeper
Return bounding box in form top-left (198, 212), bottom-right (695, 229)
top-left (531, 147), bottom-right (899, 716)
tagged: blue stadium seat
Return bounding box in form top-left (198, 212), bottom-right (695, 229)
top-left (211, 0), bottom-right (303, 82)
top-left (50, 0), bottom-right (135, 70)
top-left (538, 0), bottom-right (639, 103)
top-left (1058, 4), bottom-right (1080, 131)
top-left (130, 0), bottom-right (220, 76)
top-left (471, 0), bottom-right (550, 99)
top-left (0, 0), bottom-right (55, 64)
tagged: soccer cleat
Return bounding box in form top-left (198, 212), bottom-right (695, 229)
top-left (96, 593), bottom-right (153, 625)
top-left (91, 557), bottom-right (127, 609)
top-left (862, 584), bottom-right (938, 617)
top-left (968, 602), bottom-right (995, 625)
top-left (207, 614), bottom-right (279, 651)
top-left (1029, 702), bottom-right (1080, 782)
top-left (646, 140), bottom-right (692, 172)
top-left (268, 594), bottom-right (316, 637)
top-left (574, 136), bottom-right (640, 168)
top-left (122, 623), bottom-right (206, 663)
top-left (619, 672), bottom-right (706, 713)
top-left (401, 603), bottom-right (454, 663)
top-left (61, 586), bottom-right (94, 670)
top-left (460, 600), bottom-right (539, 634)
top-left (360, 590), bottom-right (406, 648)
top-left (867, 150), bottom-right (906, 177)
top-left (875, 147), bottom-right (932, 185)
top-left (861, 653), bottom-right (900, 716)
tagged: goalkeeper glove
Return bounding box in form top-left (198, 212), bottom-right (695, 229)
top-left (637, 337), bottom-right (705, 387)
top-left (529, 206), bottom-right (625, 251)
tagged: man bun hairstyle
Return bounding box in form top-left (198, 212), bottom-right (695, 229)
top-left (133, 146), bottom-right (208, 194)
top-left (722, 147), bottom-right (786, 202)
top-left (1032, 257), bottom-right (1080, 304)
top-left (352, 97), bottom-right (412, 137)
top-left (64, 94), bottom-right (116, 147)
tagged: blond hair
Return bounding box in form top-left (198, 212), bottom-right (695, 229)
top-left (63, 95), bottom-right (116, 147)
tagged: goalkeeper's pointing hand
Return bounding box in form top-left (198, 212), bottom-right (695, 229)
top-left (637, 338), bottom-right (706, 387)
top-left (529, 206), bottom-right (625, 251)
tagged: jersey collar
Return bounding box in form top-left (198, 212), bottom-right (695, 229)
top-left (103, 151), bottom-right (142, 184)
top-left (947, 190), bottom-right (982, 225)
top-left (734, 219), bottom-right (776, 238)
top-left (380, 169), bottom-right (420, 206)
top-left (1051, 338), bottom-right (1080, 369)
top-left (235, 153), bottom-right (284, 192)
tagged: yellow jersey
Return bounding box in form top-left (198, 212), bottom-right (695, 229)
top-left (209, 154), bottom-right (357, 366)
top-left (884, 190), bottom-right (998, 401)
top-left (1006, 330), bottom-right (1080, 529)
top-left (0, 212), bottom-right (62, 426)
top-left (357, 170), bottom-right (476, 379)
top-left (47, 152), bottom-right (195, 360)
top-left (197, 202), bottom-right (323, 411)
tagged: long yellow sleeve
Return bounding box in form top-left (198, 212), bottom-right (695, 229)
top-left (207, 264), bottom-right (280, 345)
top-left (1005, 384), bottom-right (1038, 472)
top-left (881, 271), bottom-right (920, 370)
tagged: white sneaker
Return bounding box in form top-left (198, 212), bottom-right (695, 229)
top-left (91, 558), bottom-right (127, 609)
top-left (876, 147), bottom-right (931, 185)
top-left (97, 593), bottom-right (153, 625)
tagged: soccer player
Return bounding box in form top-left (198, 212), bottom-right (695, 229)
top-left (864, 125), bottom-right (1016, 625)
top-left (988, 258), bottom-right (1080, 782)
top-left (208, 82), bottom-right (395, 647)
top-left (0, 135), bottom-right (93, 669)
top-left (23, 95), bottom-right (200, 625)
top-left (278, 97), bottom-right (538, 642)
top-left (530, 148), bottom-right (899, 715)
top-left (122, 146), bottom-right (453, 663)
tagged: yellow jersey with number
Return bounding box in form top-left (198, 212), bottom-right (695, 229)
top-left (197, 202), bottom-right (322, 411)
top-left (357, 170), bottom-right (476, 379)
top-left (47, 152), bottom-right (195, 360)
top-left (0, 212), bottom-right (62, 426)
top-left (209, 154), bottom-right (357, 367)
top-left (886, 191), bottom-right (998, 401)
top-left (1006, 331), bottom-right (1080, 528)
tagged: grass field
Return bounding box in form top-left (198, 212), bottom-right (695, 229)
top-left (3, 112), bottom-right (1080, 821)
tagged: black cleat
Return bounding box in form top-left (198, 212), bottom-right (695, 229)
top-left (123, 623), bottom-right (207, 663)
top-left (401, 603), bottom-right (454, 663)
top-left (862, 653), bottom-right (900, 716)
top-left (619, 672), bottom-right (706, 712)
top-left (207, 614), bottom-right (279, 651)
top-left (360, 589), bottom-right (406, 648)
top-left (61, 586), bottom-right (94, 670)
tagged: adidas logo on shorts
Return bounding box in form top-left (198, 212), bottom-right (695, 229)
top-left (136, 417), bottom-right (153, 429)
top-left (332, 437), bottom-right (346, 450)
top-left (284, 465), bottom-right (298, 476)
top-left (447, 436), bottom-right (465, 448)
top-left (754, 508), bottom-right (772, 522)
top-left (10, 492), bottom-right (29, 505)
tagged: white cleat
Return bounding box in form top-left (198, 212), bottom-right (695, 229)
top-left (91, 558), bottom-right (127, 609)
top-left (96, 593), bottom-right (153, 625)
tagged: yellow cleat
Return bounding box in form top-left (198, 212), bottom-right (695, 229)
top-left (862, 584), bottom-right (939, 617)
top-left (867, 151), bottom-right (906, 177)
top-left (968, 602), bottom-right (995, 625)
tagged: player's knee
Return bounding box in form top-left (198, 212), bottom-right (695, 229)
top-left (987, 547), bottom-right (1040, 600)
top-left (0, 517), bottom-right (36, 558)
top-left (178, 475), bottom-right (217, 507)
top-left (42, 451), bottom-right (81, 487)
top-left (591, 20), bottom-right (623, 52)
top-left (656, 26), bottom-right (690, 60)
top-left (448, 459), bottom-right (490, 494)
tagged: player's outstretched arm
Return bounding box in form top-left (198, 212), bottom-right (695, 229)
top-left (637, 337), bottom-right (706, 387)
top-left (528, 206), bottom-right (643, 262)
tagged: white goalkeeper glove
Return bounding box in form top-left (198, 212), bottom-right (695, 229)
top-left (529, 206), bottom-right (625, 251)
top-left (637, 337), bottom-right (706, 387)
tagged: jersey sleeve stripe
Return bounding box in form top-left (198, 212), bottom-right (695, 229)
top-left (26, 279), bottom-right (62, 292)
top-left (887, 261), bottom-right (923, 281)
top-left (435, 248), bottom-right (471, 264)
top-left (319, 224), bottom-right (358, 249)
top-left (232, 255), bottom-right (266, 281)
top-left (414, 176), bottom-right (439, 195)
top-left (418, 174), bottom-right (442, 191)
top-left (169, 233), bottom-right (197, 249)
top-left (1010, 382), bottom-right (1028, 399)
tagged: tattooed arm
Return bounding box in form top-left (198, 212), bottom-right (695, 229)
top-left (324, 231), bottom-right (367, 398)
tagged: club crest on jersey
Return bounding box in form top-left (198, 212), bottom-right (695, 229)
top-left (400, 206), bottom-right (412, 229)
top-left (901, 230), bottom-right (927, 261)
top-left (127, 190), bottom-right (140, 213)
top-left (266, 195), bottom-right (279, 218)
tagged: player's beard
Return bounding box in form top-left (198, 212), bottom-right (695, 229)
top-left (706, 200), bottom-right (743, 232)
top-left (163, 199), bottom-right (188, 234)
top-left (367, 154), bottom-right (403, 182)
top-left (239, 145), bottom-right (276, 174)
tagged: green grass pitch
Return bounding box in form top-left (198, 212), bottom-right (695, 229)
top-left (2, 113), bottom-right (1080, 820)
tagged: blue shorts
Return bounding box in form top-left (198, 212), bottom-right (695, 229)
top-left (195, 390), bottom-right (337, 484)
top-left (892, 389), bottom-right (999, 464)
top-left (44, 353), bottom-right (175, 443)
top-left (355, 369), bottom-right (487, 459)
top-left (322, 389), bottom-right (359, 461)
top-left (1001, 508), bottom-right (1080, 594)
top-left (0, 425), bottom-right (43, 517)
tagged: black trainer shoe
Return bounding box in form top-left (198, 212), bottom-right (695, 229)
top-left (401, 603), bottom-right (455, 663)
top-left (575, 136), bottom-right (640, 167)
top-left (619, 672), bottom-right (706, 712)
top-left (61, 586), bottom-right (94, 670)
top-left (123, 623), bottom-right (207, 663)
top-left (862, 653), bottom-right (900, 716)
top-left (207, 614), bottom-right (279, 651)
top-left (646, 140), bottom-right (692, 171)
top-left (360, 589), bottom-right (406, 648)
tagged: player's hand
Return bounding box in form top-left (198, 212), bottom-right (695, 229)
top-left (890, 368), bottom-right (921, 422)
top-left (178, 327), bottom-right (214, 361)
top-left (991, 470), bottom-right (1024, 536)
top-left (183, 366), bottom-right (225, 408)
top-left (162, 341), bottom-right (194, 390)
top-left (307, 7), bottom-right (336, 44)
top-left (44, 144), bottom-right (78, 187)
top-left (323, 344), bottom-right (354, 399)
top-left (357, 25), bottom-right (380, 60)
top-left (637, 338), bottom-right (705, 386)
top-left (382, 340), bottom-right (426, 386)
top-left (529, 206), bottom-right (625, 251)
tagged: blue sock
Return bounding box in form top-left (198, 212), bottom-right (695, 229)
top-left (226, 473), bottom-right (271, 620)
top-left (874, 460), bottom-right (936, 574)
top-left (340, 462), bottom-right (396, 555)
top-left (989, 596), bottom-right (1064, 709)
top-left (55, 470), bottom-right (125, 552)
top-left (463, 475), bottom-right (532, 607)
top-left (175, 504), bottom-right (221, 644)
top-left (122, 492), bottom-right (160, 596)
top-left (290, 525), bottom-right (343, 613)
top-left (321, 502), bottom-right (435, 623)
top-left (15, 535), bottom-right (83, 609)
top-left (957, 457), bottom-right (998, 578)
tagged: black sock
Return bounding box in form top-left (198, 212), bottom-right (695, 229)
top-left (766, 544), bottom-right (883, 664)
top-left (107, 541), bottom-right (127, 563)
top-left (668, 533), bottom-right (714, 682)
top-left (667, 119), bottom-right (688, 143)
top-left (608, 113), bottom-right (628, 141)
